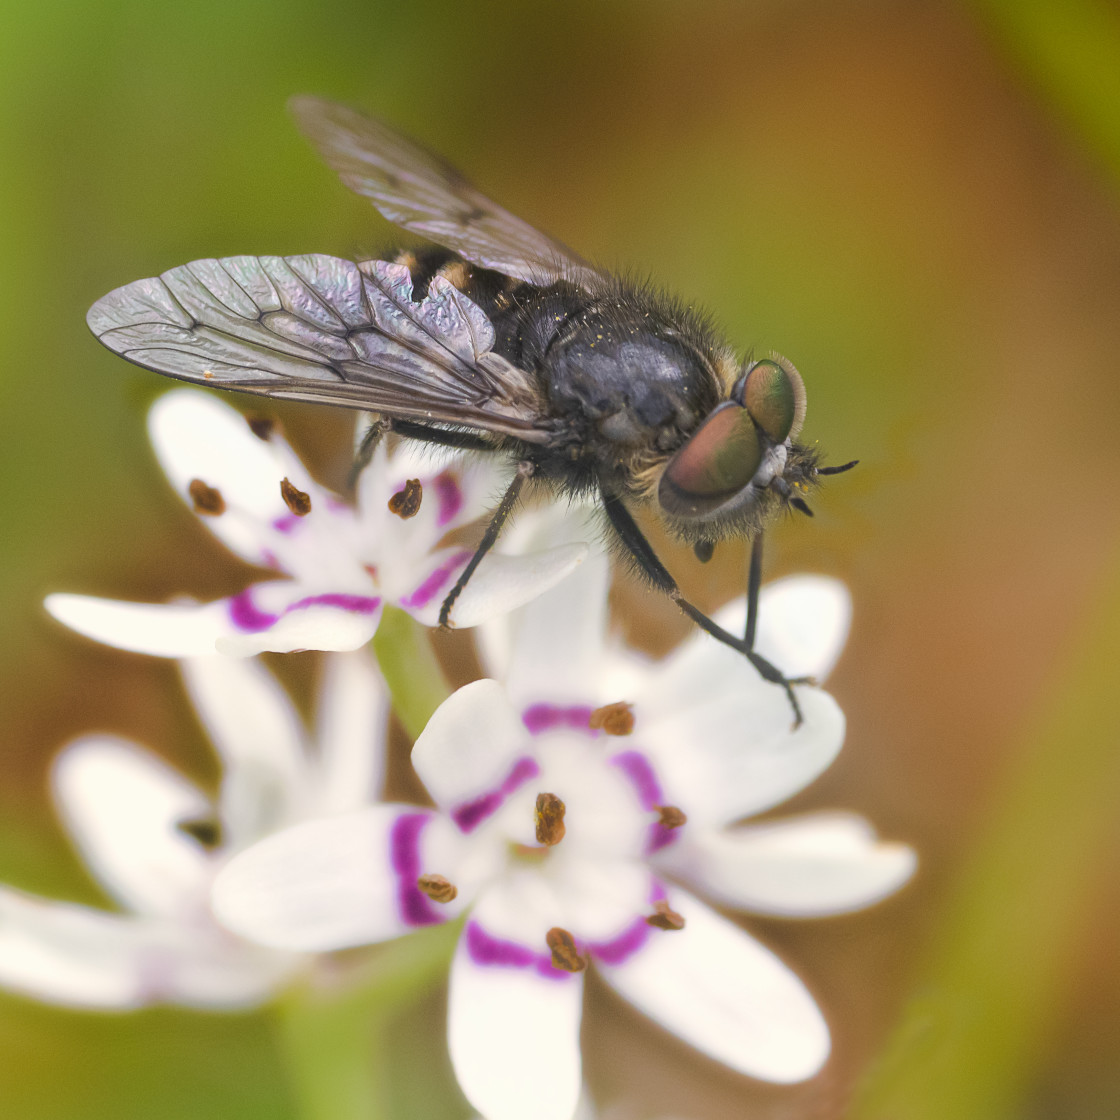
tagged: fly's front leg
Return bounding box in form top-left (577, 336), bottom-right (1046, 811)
top-left (742, 533), bottom-right (816, 715)
top-left (438, 460), bottom-right (535, 628)
top-left (600, 492), bottom-right (807, 727)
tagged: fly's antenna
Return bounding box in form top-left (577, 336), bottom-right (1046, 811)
top-left (817, 459), bottom-right (859, 476)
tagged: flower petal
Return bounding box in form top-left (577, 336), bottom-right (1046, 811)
top-left (313, 650), bottom-right (390, 815)
top-left (448, 893), bottom-right (584, 1120)
top-left (215, 584), bottom-right (383, 656)
top-left (712, 576), bottom-right (852, 682)
top-left (178, 657), bottom-right (309, 849)
top-left (52, 737), bottom-right (212, 918)
top-left (663, 812), bottom-right (916, 917)
top-left (634, 643), bottom-right (846, 828)
top-left (0, 889), bottom-right (294, 1009)
top-left (596, 890), bottom-right (830, 1083)
top-left (477, 509), bottom-right (610, 707)
top-left (211, 806), bottom-right (466, 951)
top-left (410, 544), bottom-right (589, 630)
top-left (0, 889), bottom-right (162, 1008)
top-left (148, 390), bottom-right (314, 565)
top-left (411, 680), bottom-right (530, 818)
top-left (45, 594), bottom-right (235, 657)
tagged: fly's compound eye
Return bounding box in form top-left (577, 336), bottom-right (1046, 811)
top-left (658, 402), bottom-right (762, 517)
top-left (738, 356), bottom-right (807, 443)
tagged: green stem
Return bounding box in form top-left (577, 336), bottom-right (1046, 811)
top-left (373, 606), bottom-right (453, 739)
top-left (275, 611), bottom-right (459, 1119)
top-left (850, 542), bottom-right (1120, 1120)
top-left (275, 913), bottom-right (463, 1120)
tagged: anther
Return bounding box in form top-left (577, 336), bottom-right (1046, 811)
top-left (546, 927), bottom-right (587, 972)
top-left (588, 701), bottom-right (635, 736)
top-left (655, 805), bottom-right (687, 830)
top-left (388, 478), bottom-right (423, 519)
top-left (176, 816), bottom-right (222, 848)
top-left (246, 415), bottom-right (275, 441)
top-left (646, 900), bottom-right (685, 931)
top-left (188, 479), bottom-right (225, 516)
top-left (417, 874), bottom-right (458, 904)
top-left (535, 792), bottom-right (566, 846)
top-left (280, 478), bottom-right (312, 516)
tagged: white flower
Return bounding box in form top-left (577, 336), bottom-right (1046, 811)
top-left (0, 650), bottom-right (386, 1009)
top-left (45, 389), bottom-right (586, 657)
top-left (212, 517), bottom-right (915, 1120)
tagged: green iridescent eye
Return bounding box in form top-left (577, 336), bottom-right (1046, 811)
top-left (742, 356), bottom-right (806, 443)
top-left (658, 403), bottom-right (762, 516)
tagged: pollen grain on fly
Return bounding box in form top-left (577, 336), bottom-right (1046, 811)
top-left (188, 478), bottom-right (226, 516)
top-left (534, 792), bottom-right (566, 846)
top-left (589, 701), bottom-right (635, 736)
top-left (280, 477), bottom-right (312, 517)
top-left (388, 478), bottom-right (423, 519)
top-left (545, 927), bottom-right (586, 973)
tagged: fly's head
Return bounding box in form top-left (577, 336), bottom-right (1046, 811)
top-left (656, 355), bottom-right (850, 547)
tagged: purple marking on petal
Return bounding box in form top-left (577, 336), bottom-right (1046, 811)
top-left (390, 813), bottom-right (444, 926)
top-left (522, 704), bottom-right (595, 736)
top-left (464, 920), bottom-right (573, 982)
top-left (433, 471), bottom-right (463, 527)
top-left (228, 589), bottom-right (280, 633)
top-left (260, 550), bottom-right (281, 570)
top-left (398, 550), bottom-right (472, 611)
top-left (647, 824), bottom-right (679, 854)
top-left (610, 750), bottom-right (683, 854)
top-left (287, 592), bottom-right (381, 615)
top-left (610, 750), bottom-right (664, 809)
top-left (452, 757), bottom-right (540, 833)
top-left (228, 588), bottom-right (380, 635)
top-left (588, 915), bottom-right (651, 967)
top-left (272, 513), bottom-right (302, 534)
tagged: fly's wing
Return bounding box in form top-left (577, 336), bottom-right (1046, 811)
top-left (87, 254), bottom-right (549, 440)
top-left (289, 95), bottom-right (606, 291)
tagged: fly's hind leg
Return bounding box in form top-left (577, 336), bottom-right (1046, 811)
top-left (438, 460), bottom-right (535, 628)
top-left (600, 491), bottom-right (810, 728)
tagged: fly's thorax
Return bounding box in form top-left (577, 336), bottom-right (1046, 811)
top-left (534, 296), bottom-right (726, 464)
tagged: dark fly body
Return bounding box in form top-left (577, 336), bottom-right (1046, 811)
top-left (86, 97), bottom-right (855, 724)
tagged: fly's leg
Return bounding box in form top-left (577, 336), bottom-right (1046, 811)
top-left (439, 460), bottom-right (535, 628)
top-left (349, 417), bottom-right (497, 489)
top-left (601, 491), bottom-right (809, 727)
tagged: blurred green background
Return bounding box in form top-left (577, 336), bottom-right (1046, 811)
top-left (3, 1), bottom-right (1120, 1117)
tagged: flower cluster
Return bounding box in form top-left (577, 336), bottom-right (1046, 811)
top-left (18, 389), bottom-right (915, 1120)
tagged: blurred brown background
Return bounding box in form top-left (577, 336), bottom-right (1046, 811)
top-left (2, 1), bottom-right (1119, 1117)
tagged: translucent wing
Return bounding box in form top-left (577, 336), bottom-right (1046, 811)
top-left (290, 95), bottom-right (606, 290)
top-left (87, 254), bottom-right (549, 440)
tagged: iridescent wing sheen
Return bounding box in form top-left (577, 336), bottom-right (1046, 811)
top-left (289, 95), bottom-right (606, 290)
top-left (87, 253), bottom-right (550, 439)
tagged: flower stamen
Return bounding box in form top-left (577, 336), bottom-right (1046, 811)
top-left (655, 804), bottom-right (687, 830)
top-left (176, 815), bottom-right (223, 848)
top-left (534, 792), bottom-right (566, 846)
top-left (246, 415), bottom-right (275, 440)
top-left (416, 873), bottom-right (458, 903)
top-left (280, 477), bottom-right (312, 517)
top-left (646, 899), bottom-right (686, 931)
top-left (388, 478), bottom-right (423, 519)
top-left (545, 927), bottom-right (587, 972)
top-left (188, 479), bottom-right (226, 516)
top-left (589, 701), bottom-right (635, 736)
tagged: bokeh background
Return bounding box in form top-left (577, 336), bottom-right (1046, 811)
top-left (2, 1), bottom-right (1120, 1117)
